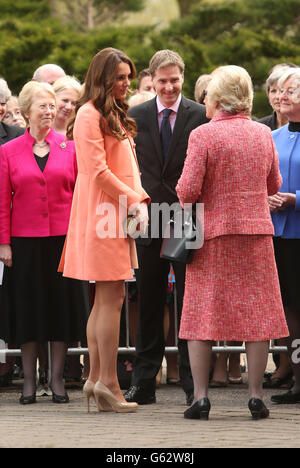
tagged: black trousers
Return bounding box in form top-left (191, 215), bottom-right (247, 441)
top-left (132, 238), bottom-right (193, 395)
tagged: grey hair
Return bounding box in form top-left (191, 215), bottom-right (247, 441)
top-left (0, 77), bottom-right (12, 102)
top-left (265, 65), bottom-right (294, 92)
top-left (278, 67), bottom-right (300, 88)
top-left (33, 64), bottom-right (66, 81)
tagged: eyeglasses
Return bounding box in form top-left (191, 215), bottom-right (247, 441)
top-left (280, 88), bottom-right (297, 97)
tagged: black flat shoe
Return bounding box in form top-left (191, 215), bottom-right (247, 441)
top-left (248, 398), bottom-right (269, 420)
top-left (19, 394), bottom-right (36, 405)
top-left (271, 390), bottom-right (300, 404)
top-left (184, 397), bottom-right (211, 420)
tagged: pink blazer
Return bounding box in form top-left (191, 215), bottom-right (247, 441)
top-left (0, 128), bottom-right (77, 244)
top-left (176, 112), bottom-right (282, 240)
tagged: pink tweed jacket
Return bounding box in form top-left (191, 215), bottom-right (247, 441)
top-left (176, 112), bottom-right (282, 240)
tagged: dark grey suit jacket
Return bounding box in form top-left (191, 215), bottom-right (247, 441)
top-left (0, 122), bottom-right (25, 145)
top-left (129, 95), bottom-right (208, 244)
top-left (258, 112), bottom-right (277, 131)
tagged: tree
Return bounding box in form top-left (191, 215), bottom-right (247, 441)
top-left (154, 0), bottom-right (300, 116)
top-left (0, 0), bottom-right (299, 118)
top-left (176, 0), bottom-right (201, 17)
top-left (50, 0), bottom-right (145, 31)
top-left (0, 0), bottom-right (51, 20)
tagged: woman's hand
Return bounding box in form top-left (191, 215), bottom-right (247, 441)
top-left (0, 244), bottom-right (12, 267)
top-left (268, 194), bottom-right (283, 212)
top-left (268, 192), bottom-right (296, 212)
top-left (128, 201), bottom-right (149, 235)
top-left (277, 192), bottom-right (296, 210)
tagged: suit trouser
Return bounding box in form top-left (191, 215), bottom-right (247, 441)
top-left (132, 238), bottom-right (193, 395)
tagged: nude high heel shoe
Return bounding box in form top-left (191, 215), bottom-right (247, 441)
top-left (83, 380), bottom-right (113, 412)
top-left (83, 380), bottom-right (96, 413)
top-left (94, 381), bottom-right (138, 413)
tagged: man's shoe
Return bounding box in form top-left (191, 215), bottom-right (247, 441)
top-left (124, 385), bottom-right (156, 405)
top-left (271, 390), bottom-right (300, 404)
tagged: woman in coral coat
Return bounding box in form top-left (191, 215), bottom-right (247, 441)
top-left (59, 48), bottom-right (150, 413)
top-left (176, 66), bottom-right (289, 421)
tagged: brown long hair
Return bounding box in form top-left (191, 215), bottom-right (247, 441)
top-left (67, 48), bottom-right (137, 140)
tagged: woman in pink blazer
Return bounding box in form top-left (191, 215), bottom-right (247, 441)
top-left (176, 66), bottom-right (289, 421)
top-left (0, 82), bottom-right (89, 405)
top-left (59, 48), bottom-right (150, 414)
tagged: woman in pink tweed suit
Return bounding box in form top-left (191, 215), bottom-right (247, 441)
top-left (176, 66), bottom-right (289, 421)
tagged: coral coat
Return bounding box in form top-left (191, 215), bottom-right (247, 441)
top-left (59, 101), bottom-right (150, 281)
top-left (0, 129), bottom-right (77, 244)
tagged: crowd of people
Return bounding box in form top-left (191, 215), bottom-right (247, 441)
top-left (0, 47), bottom-right (299, 421)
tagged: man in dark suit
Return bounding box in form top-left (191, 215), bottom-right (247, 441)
top-left (124, 50), bottom-right (208, 405)
top-left (0, 121), bottom-right (24, 146)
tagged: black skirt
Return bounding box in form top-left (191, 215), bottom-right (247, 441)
top-left (273, 237), bottom-right (300, 309)
top-left (0, 236), bottom-right (89, 346)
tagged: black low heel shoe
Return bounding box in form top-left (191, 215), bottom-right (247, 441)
top-left (19, 394), bottom-right (36, 405)
top-left (248, 398), bottom-right (269, 420)
top-left (184, 397), bottom-right (211, 420)
top-left (50, 387), bottom-right (69, 404)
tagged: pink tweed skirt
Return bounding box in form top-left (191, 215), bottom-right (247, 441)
top-left (179, 234), bottom-right (289, 342)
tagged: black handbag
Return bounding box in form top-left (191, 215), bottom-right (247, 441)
top-left (160, 207), bottom-right (199, 264)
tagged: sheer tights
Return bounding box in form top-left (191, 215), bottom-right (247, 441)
top-left (188, 340), bottom-right (269, 402)
top-left (21, 341), bottom-right (67, 397)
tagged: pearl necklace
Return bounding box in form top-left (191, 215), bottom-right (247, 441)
top-left (34, 141), bottom-right (48, 148)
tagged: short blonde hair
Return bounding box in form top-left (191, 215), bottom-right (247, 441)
top-left (19, 81), bottom-right (56, 125)
top-left (194, 74), bottom-right (211, 103)
top-left (128, 91), bottom-right (155, 108)
top-left (52, 75), bottom-right (82, 97)
top-left (149, 50), bottom-right (185, 77)
top-left (207, 65), bottom-right (253, 115)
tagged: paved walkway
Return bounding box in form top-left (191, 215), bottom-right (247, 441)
top-left (0, 380), bottom-right (300, 449)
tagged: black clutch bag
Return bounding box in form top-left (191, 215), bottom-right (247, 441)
top-left (160, 207), bottom-right (199, 264)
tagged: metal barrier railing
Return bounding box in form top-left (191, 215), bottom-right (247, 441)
top-left (0, 344), bottom-right (289, 361)
top-left (0, 278), bottom-right (289, 363)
